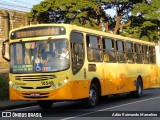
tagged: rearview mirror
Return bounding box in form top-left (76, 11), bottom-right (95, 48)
top-left (2, 39), bottom-right (10, 62)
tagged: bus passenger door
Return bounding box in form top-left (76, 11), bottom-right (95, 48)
top-left (70, 32), bottom-right (88, 99)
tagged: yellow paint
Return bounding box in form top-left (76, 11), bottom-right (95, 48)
top-left (9, 80), bottom-right (89, 100)
top-left (8, 24), bottom-right (158, 101)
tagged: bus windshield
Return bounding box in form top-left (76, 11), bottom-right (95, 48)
top-left (10, 39), bottom-right (69, 73)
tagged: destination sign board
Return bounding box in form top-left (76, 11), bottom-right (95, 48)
top-left (10, 26), bottom-right (66, 39)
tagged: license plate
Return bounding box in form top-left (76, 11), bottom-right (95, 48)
top-left (30, 92), bottom-right (40, 97)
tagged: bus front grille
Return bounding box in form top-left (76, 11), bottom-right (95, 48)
top-left (20, 86), bottom-right (51, 89)
top-left (20, 86), bottom-right (33, 89)
top-left (15, 75), bottom-right (56, 81)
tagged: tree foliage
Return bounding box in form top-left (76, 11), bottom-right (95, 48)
top-left (27, 0), bottom-right (108, 30)
top-left (121, 0), bottom-right (160, 41)
top-left (27, 0), bottom-right (160, 42)
top-left (101, 0), bottom-right (143, 34)
top-left (101, 0), bottom-right (160, 41)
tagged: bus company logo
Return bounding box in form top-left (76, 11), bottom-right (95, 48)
top-left (2, 112), bottom-right (11, 117)
top-left (1, 112), bottom-right (42, 117)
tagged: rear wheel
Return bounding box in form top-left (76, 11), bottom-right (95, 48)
top-left (83, 83), bottom-right (98, 107)
top-left (134, 79), bottom-right (143, 97)
top-left (129, 79), bottom-right (143, 98)
top-left (37, 100), bottom-right (53, 109)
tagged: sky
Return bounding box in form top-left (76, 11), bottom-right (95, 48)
top-left (0, 0), bottom-right (43, 12)
top-left (105, 9), bottom-right (116, 17)
top-left (0, 0), bottom-right (116, 16)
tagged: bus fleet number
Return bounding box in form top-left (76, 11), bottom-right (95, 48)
top-left (41, 81), bottom-right (54, 86)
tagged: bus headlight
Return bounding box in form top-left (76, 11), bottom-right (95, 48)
top-left (58, 83), bottom-right (62, 87)
top-left (52, 78), bottom-right (68, 90)
top-left (16, 86), bottom-right (20, 90)
top-left (9, 81), bottom-right (13, 85)
top-left (52, 85), bottom-right (56, 90)
top-left (9, 81), bottom-right (16, 89)
top-left (12, 84), bottom-right (15, 89)
top-left (9, 81), bottom-right (20, 90)
top-left (64, 79), bottom-right (68, 83)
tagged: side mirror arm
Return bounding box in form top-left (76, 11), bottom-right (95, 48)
top-left (2, 39), bottom-right (10, 62)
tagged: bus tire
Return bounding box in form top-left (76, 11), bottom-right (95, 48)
top-left (37, 100), bottom-right (53, 109)
top-left (133, 79), bottom-right (143, 98)
top-left (83, 83), bottom-right (98, 108)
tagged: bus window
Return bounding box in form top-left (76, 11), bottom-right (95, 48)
top-left (126, 42), bottom-right (134, 63)
top-left (103, 38), bottom-right (116, 62)
top-left (11, 43), bottom-right (23, 65)
top-left (116, 40), bottom-right (125, 62)
top-left (70, 32), bottom-right (84, 75)
top-left (16, 44), bottom-right (23, 64)
top-left (149, 46), bottom-right (156, 64)
top-left (142, 45), bottom-right (149, 64)
top-left (86, 35), bottom-right (102, 62)
top-left (134, 43), bottom-right (142, 63)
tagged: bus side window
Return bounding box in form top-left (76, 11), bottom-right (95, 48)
top-left (86, 35), bottom-right (102, 62)
top-left (70, 32), bottom-right (84, 75)
top-left (103, 37), bottom-right (116, 62)
top-left (116, 40), bottom-right (125, 63)
top-left (142, 45), bottom-right (149, 64)
top-left (126, 42), bottom-right (134, 63)
top-left (149, 46), bottom-right (156, 64)
top-left (134, 43), bottom-right (142, 63)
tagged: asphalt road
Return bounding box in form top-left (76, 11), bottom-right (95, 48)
top-left (2, 89), bottom-right (160, 120)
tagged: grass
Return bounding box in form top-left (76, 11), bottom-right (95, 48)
top-left (0, 72), bottom-right (9, 100)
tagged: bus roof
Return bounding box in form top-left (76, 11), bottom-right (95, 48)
top-left (71, 24), bottom-right (155, 46)
top-left (10, 24), bottom-right (155, 46)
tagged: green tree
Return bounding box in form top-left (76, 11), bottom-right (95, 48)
top-left (27, 0), bottom-right (108, 30)
top-left (121, 0), bottom-right (160, 41)
top-left (27, 0), bottom-right (160, 41)
top-left (101, 0), bottom-right (144, 34)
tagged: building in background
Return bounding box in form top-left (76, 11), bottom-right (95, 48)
top-left (0, 9), bottom-right (29, 64)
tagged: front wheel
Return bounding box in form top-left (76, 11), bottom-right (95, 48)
top-left (83, 83), bottom-right (98, 108)
top-left (37, 100), bottom-right (53, 109)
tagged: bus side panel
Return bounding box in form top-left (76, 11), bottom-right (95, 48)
top-left (70, 80), bottom-right (90, 100)
top-left (103, 63), bottom-right (137, 95)
top-left (69, 65), bottom-right (90, 100)
top-left (124, 64), bottom-right (142, 92)
top-left (147, 64), bottom-right (158, 88)
top-left (142, 64), bottom-right (150, 89)
top-left (103, 63), bottom-right (119, 95)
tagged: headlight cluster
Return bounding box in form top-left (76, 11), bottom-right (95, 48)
top-left (9, 81), bottom-right (20, 90)
top-left (52, 79), bottom-right (68, 90)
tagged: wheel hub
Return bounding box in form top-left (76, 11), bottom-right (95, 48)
top-left (89, 89), bottom-right (96, 103)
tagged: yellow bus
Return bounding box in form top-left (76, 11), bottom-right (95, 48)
top-left (2, 24), bottom-right (158, 109)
